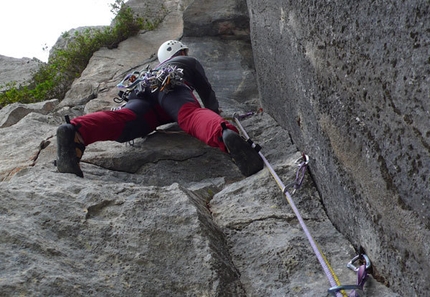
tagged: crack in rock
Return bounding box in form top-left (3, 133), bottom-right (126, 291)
top-left (225, 214), bottom-right (298, 231)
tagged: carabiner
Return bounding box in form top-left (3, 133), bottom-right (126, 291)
top-left (295, 153), bottom-right (309, 166)
top-left (347, 254), bottom-right (371, 272)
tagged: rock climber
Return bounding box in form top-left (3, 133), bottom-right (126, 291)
top-left (56, 40), bottom-right (264, 178)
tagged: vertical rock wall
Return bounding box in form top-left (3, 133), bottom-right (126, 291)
top-left (246, 0), bottom-right (430, 295)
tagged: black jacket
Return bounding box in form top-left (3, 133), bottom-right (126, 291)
top-left (158, 56), bottom-right (219, 113)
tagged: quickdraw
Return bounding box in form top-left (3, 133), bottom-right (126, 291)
top-left (291, 153), bottom-right (309, 194)
top-left (328, 252), bottom-right (371, 297)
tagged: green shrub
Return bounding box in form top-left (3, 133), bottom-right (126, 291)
top-left (0, 0), bottom-right (160, 108)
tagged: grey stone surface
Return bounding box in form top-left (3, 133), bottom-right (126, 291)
top-left (0, 0), bottom-right (401, 296)
top-left (183, 0), bottom-right (250, 39)
top-left (0, 99), bottom-right (58, 128)
top-left (0, 55), bottom-right (42, 91)
top-left (247, 0), bottom-right (429, 295)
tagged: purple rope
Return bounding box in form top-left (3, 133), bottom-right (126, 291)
top-left (233, 115), bottom-right (343, 297)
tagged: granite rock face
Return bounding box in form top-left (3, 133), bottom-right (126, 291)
top-left (247, 0), bottom-right (429, 295)
top-left (0, 55), bottom-right (42, 92)
top-left (0, 0), bottom-right (401, 296)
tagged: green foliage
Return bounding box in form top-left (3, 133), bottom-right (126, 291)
top-left (0, 0), bottom-right (159, 108)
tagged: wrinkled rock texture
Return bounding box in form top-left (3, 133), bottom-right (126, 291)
top-left (0, 0), bottom-right (403, 296)
top-left (0, 55), bottom-right (42, 91)
top-left (247, 0), bottom-right (429, 296)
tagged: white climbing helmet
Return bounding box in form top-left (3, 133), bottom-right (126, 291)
top-left (157, 40), bottom-right (189, 63)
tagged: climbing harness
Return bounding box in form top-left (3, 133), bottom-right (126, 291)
top-left (233, 112), bottom-right (371, 297)
top-left (113, 65), bottom-right (185, 103)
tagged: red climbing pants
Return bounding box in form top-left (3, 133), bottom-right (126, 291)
top-left (70, 86), bottom-right (237, 152)
top-left (177, 101), bottom-right (237, 152)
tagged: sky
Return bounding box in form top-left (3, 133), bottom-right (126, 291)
top-left (0, 0), bottom-right (115, 62)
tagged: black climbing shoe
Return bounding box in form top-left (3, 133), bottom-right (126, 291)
top-left (222, 129), bottom-right (264, 177)
top-left (56, 124), bottom-right (85, 178)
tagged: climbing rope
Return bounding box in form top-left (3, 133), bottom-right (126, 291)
top-left (233, 112), bottom-right (371, 297)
